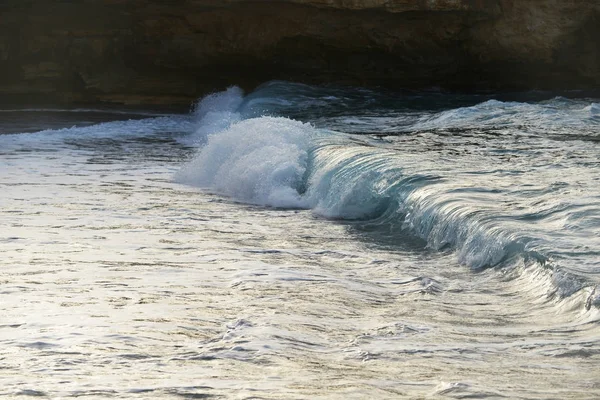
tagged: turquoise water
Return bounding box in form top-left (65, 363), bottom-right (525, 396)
top-left (1, 82), bottom-right (599, 398)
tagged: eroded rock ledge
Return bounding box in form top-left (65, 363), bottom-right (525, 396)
top-left (1, 0), bottom-right (598, 106)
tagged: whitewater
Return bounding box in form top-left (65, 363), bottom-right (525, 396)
top-left (1, 81), bottom-right (599, 399)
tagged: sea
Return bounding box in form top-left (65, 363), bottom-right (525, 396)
top-left (1, 81), bottom-right (599, 399)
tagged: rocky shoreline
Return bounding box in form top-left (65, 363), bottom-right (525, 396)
top-left (1, 0), bottom-right (598, 107)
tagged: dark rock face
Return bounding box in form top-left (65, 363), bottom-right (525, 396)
top-left (0, 0), bottom-right (598, 107)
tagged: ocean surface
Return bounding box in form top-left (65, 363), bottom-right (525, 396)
top-left (1, 81), bottom-right (599, 399)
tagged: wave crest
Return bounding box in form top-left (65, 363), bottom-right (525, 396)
top-left (176, 116), bottom-right (312, 208)
top-left (176, 85), bottom-right (600, 310)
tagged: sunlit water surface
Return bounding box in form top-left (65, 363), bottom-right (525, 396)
top-left (1, 83), bottom-right (600, 399)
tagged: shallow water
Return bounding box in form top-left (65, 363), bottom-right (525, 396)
top-left (1, 82), bottom-right (599, 399)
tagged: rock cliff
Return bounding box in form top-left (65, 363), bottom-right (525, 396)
top-left (0, 0), bottom-right (598, 106)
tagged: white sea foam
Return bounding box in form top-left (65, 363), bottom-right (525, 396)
top-left (3, 116), bottom-right (194, 139)
top-left (176, 117), bottom-right (312, 208)
top-left (193, 86), bottom-right (245, 120)
top-left (185, 86), bottom-right (246, 144)
top-left (414, 98), bottom-right (600, 131)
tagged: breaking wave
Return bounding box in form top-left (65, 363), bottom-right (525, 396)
top-left (176, 84), bottom-right (600, 311)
